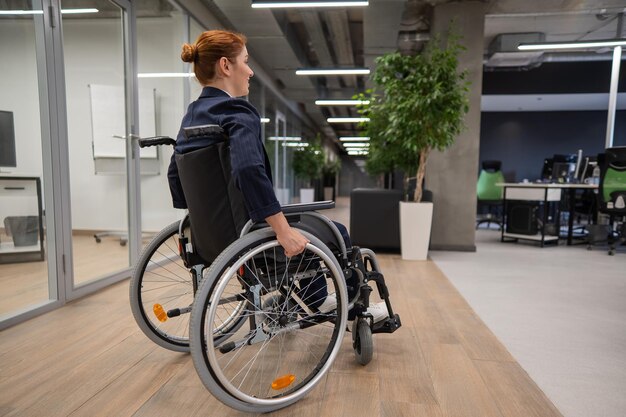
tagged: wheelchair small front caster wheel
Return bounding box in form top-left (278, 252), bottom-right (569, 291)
top-left (352, 318), bottom-right (373, 366)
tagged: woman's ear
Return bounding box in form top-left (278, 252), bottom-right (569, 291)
top-left (217, 56), bottom-right (230, 76)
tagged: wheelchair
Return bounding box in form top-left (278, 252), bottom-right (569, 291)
top-left (129, 125), bottom-right (402, 413)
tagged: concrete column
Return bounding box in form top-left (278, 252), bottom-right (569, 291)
top-left (425, 1), bottom-right (486, 251)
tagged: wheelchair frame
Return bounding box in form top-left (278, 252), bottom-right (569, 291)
top-left (129, 131), bottom-right (401, 413)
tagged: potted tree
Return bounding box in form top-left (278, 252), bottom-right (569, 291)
top-left (322, 157), bottom-right (341, 200)
top-left (357, 32), bottom-right (470, 260)
top-left (292, 138), bottom-right (325, 203)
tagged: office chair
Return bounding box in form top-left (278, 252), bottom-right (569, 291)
top-left (476, 160), bottom-right (505, 230)
top-left (588, 147), bottom-right (626, 255)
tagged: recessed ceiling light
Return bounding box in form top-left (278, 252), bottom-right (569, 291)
top-left (60, 8), bottom-right (99, 14)
top-left (282, 142), bottom-right (310, 147)
top-left (268, 136), bottom-right (302, 141)
top-left (0, 8), bottom-right (99, 14)
top-left (339, 136), bottom-right (370, 141)
top-left (252, 1), bottom-right (368, 9)
top-left (315, 99), bottom-right (370, 105)
top-left (327, 117), bottom-right (369, 123)
top-left (297, 68), bottom-right (370, 75)
top-left (518, 39), bottom-right (626, 51)
top-left (260, 117), bottom-right (270, 123)
top-left (137, 73), bottom-right (194, 78)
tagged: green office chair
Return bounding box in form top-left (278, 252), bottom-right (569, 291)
top-left (592, 147), bottom-right (626, 255)
top-left (476, 160), bottom-right (505, 230)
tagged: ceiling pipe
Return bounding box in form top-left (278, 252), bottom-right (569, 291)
top-left (396, 0), bottom-right (432, 55)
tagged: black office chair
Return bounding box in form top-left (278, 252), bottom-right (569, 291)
top-left (476, 160), bottom-right (505, 230)
top-left (588, 148), bottom-right (626, 255)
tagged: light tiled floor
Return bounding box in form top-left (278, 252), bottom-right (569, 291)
top-left (327, 197), bottom-right (625, 417)
top-left (429, 230), bottom-right (626, 417)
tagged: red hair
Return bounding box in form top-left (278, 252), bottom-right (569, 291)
top-left (181, 30), bottom-right (247, 85)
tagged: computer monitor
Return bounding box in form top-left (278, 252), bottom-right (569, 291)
top-left (552, 161), bottom-right (576, 182)
top-left (541, 158), bottom-right (553, 180)
top-left (551, 153), bottom-right (577, 183)
top-left (578, 156), bottom-right (598, 182)
top-left (0, 110), bottom-right (17, 169)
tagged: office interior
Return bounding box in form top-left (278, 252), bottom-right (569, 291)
top-left (0, 1), bottom-right (625, 416)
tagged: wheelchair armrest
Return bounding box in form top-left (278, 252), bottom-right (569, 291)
top-left (240, 201), bottom-right (336, 238)
top-left (281, 200), bottom-right (335, 214)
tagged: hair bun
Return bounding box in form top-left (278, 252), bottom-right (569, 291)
top-left (181, 43), bottom-right (197, 63)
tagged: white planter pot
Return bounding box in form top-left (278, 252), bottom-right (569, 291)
top-left (300, 188), bottom-right (315, 203)
top-left (399, 201), bottom-right (433, 261)
top-left (323, 186), bottom-right (334, 201)
top-left (276, 188), bottom-right (290, 205)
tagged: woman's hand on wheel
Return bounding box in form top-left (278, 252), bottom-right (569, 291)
top-left (265, 211), bottom-right (310, 257)
top-left (276, 227), bottom-right (310, 257)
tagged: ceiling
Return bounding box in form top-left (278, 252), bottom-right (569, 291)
top-left (192, 0), bottom-right (625, 154)
top-left (39, 0), bottom-right (625, 152)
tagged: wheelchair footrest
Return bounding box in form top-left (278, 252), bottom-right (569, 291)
top-left (372, 313), bottom-right (401, 334)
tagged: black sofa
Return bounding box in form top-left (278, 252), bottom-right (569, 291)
top-left (350, 188), bottom-right (403, 252)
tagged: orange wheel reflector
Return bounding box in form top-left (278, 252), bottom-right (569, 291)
top-left (153, 303), bottom-right (168, 322)
top-left (271, 374), bottom-right (296, 390)
top-left (238, 265), bottom-right (244, 276)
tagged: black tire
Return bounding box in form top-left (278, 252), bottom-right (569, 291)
top-left (190, 228), bottom-right (348, 413)
top-left (352, 318), bottom-right (373, 366)
top-left (129, 220), bottom-right (193, 352)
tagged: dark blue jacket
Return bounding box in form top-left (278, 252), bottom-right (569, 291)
top-left (167, 87), bottom-right (281, 222)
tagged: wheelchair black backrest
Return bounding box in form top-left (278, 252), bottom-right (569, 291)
top-left (175, 123), bottom-right (346, 266)
top-left (175, 125), bottom-right (250, 263)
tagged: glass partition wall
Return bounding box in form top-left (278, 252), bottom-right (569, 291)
top-left (0, 2), bottom-right (53, 318)
top-left (136, 6), bottom-right (188, 246)
top-left (62, 2), bottom-right (132, 286)
top-left (0, 0), bottom-right (314, 329)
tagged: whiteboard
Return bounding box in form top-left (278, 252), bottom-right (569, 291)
top-left (89, 84), bottom-right (157, 159)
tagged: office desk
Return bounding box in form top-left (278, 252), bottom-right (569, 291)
top-left (498, 183), bottom-right (598, 246)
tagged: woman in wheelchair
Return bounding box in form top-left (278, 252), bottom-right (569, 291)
top-left (168, 29), bottom-right (389, 323)
top-left (130, 29), bottom-right (401, 413)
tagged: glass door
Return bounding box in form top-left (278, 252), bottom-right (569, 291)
top-left (61, 0), bottom-right (139, 291)
top-left (274, 110), bottom-right (289, 204)
top-left (0, 1), bottom-right (56, 321)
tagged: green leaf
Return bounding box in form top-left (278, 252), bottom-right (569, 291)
top-left (360, 26), bottom-right (471, 201)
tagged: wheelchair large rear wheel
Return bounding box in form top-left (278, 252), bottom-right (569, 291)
top-left (190, 229), bottom-right (348, 413)
top-left (129, 220), bottom-right (194, 352)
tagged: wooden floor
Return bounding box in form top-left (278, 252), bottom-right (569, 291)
top-left (0, 234), bottom-right (140, 316)
top-left (0, 254), bottom-right (563, 417)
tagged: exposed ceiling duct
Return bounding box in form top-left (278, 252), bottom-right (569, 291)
top-left (396, 0), bottom-right (432, 55)
top-left (485, 32), bottom-right (545, 68)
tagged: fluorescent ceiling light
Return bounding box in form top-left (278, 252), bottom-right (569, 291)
top-left (339, 136), bottom-right (370, 141)
top-left (0, 8), bottom-right (99, 15)
top-left (283, 142), bottom-right (309, 147)
top-left (138, 72), bottom-right (194, 78)
top-left (315, 99), bottom-right (370, 105)
top-left (260, 117), bottom-right (270, 123)
top-left (343, 143), bottom-right (369, 148)
top-left (327, 117), bottom-right (369, 123)
top-left (268, 136), bottom-right (302, 141)
top-left (297, 68), bottom-right (370, 75)
top-left (60, 8), bottom-right (99, 14)
top-left (252, 1), bottom-right (368, 9)
top-left (347, 150), bottom-right (369, 155)
top-left (0, 10), bottom-right (44, 14)
top-left (518, 39), bottom-right (626, 51)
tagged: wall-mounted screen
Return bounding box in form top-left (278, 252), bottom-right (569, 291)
top-left (0, 111), bottom-right (17, 168)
